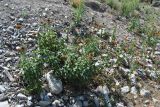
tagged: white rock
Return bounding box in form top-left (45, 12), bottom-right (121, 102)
top-left (27, 100), bottom-right (33, 106)
top-left (144, 100), bottom-right (150, 105)
top-left (140, 89), bottom-right (151, 97)
top-left (119, 67), bottom-right (130, 75)
top-left (52, 100), bottom-right (61, 106)
top-left (96, 85), bottom-right (109, 94)
top-left (0, 85), bottom-right (6, 93)
top-left (155, 51), bottom-right (160, 55)
top-left (46, 72), bottom-right (63, 94)
top-left (130, 74), bottom-right (136, 85)
top-left (0, 101), bottom-right (9, 107)
top-left (15, 104), bottom-right (24, 107)
top-left (116, 102), bottom-right (125, 107)
top-left (17, 93), bottom-right (27, 100)
top-left (121, 86), bottom-right (130, 94)
top-left (96, 85), bottom-right (112, 107)
top-left (131, 86), bottom-right (137, 95)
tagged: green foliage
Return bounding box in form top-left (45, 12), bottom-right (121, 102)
top-left (20, 28), bottom-right (100, 89)
top-left (73, 0), bottom-right (85, 25)
top-left (128, 17), bottom-right (140, 32)
top-left (20, 54), bottom-right (42, 94)
top-left (38, 29), bottom-right (65, 52)
top-left (121, 0), bottom-right (140, 16)
top-left (106, 0), bottom-right (121, 10)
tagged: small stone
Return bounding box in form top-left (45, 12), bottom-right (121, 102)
top-left (15, 104), bottom-right (24, 107)
top-left (32, 23), bottom-right (38, 27)
top-left (52, 100), bottom-right (61, 106)
top-left (152, 98), bottom-right (159, 103)
top-left (121, 86), bottom-right (130, 94)
top-left (155, 51), bottom-right (160, 55)
top-left (39, 101), bottom-right (51, 107)
top-left (0, 85), bottom-right (6, 93)
top-left (18, 18), bottom-right (24, 23)
top-left (5, 58), bottom-right (12, 62)
top-left (140, 89), bottom-right (151, 97)
top-left (46, 71), bottom-right (63, 94)
top-left (116, 102), bottom-right (125, 107)
top-left (96, 85), bottom-right (109, 94)
top-left (130, 86), bottom-right (137, 95)
top-left (0, 94), bottom-right (8, 101)
top-left (17, 93), bottom-right (27, 100)
top-left (27, 100), bottom-right (33, 106)
top-left (144, 100), bottom-right (150, 105)
top-left (6, 26), bottom-right (14, 34)
top-left (45, 8), bottom-right (49, 11)
top-left (149, 71), bottom-right (158, 79)
top-left (5, 3), bottom-right (9, 7)
top-left (119, 67), bottom-right (130, 75)
top-left (130, 74), bottom-right (136, 85)
top-left (42, 13), bottom-right (47, 17)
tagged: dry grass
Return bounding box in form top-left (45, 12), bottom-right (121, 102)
top-left (70, 0), bottom-right (83, 8)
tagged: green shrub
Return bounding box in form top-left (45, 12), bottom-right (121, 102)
top-left (106, 0), bottom-right (121, 10)
top-left (73, 0), bottom-right (85, 25)
top-left (128, 17), bottom-right (141, 32)
top-left (20, 55), bottom-right (42, 94)
top-left (20, 29), bottom-right (100, 90)
top-left (121, 0), bottom-right (140, 16)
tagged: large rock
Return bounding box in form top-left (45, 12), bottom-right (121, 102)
top-left (46, 72), bottom-right (63, 94)
top-left (0, 101), bottom-right (10, 107)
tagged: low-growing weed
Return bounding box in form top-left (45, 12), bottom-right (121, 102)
top-left (20, 54), bottom-right (42, 94)
top-left (121, 0), bottom-right (140, 16)
top-left (72, 0), bottom-right (85, 25)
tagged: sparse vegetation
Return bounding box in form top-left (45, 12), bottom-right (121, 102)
top-left (14, 0), bottom-right (160, 106)
top-left (106, 0), bottom-right (140, 16)
top-left (72, 0), bottom-right (85, 25)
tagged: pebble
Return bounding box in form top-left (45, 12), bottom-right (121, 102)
top-left (140, 89), bottom-right (151, 97)
top-left (46, 71), bottom-right (63, 94)
top-left (130, 86), bottom-right (137, 95)
top-left (130, 74), bottom-right (136, 85)
top-left (121, 86), bottom-right (130, 94)
top-left (144, 100), bottom-right (150, 105)
top-left (149, 71), bottom-right (158, 79)
top-left (18, 18), bottom-right (24, 23)
top-left (119, 67), bottom-right (130, 75)
top-left (0, 85), bottom-right (6, 93)
top-left (52, 100), bottom-right (61, 106)
top-left (6, 26), bottom-right (14, 34)
top-left (116, 102), bottom-right (125, 107)
top-left (17, 93), bottom-right (27, 100)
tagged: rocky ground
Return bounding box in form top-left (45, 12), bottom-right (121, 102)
top-left (0, 0), bottom-right (160, 107)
